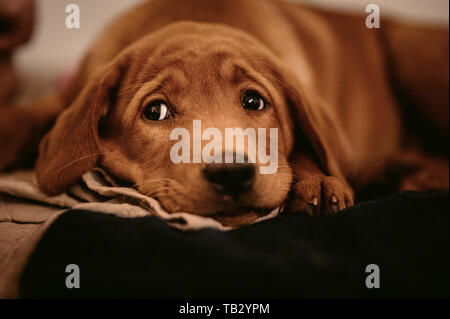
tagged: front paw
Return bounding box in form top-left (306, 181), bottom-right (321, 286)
top-left (288, 173), bottom-right (354, 216)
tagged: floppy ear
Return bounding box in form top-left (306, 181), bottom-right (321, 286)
top-left (275, 63), bottom-right (354, 181)
top-left (36, 58), bottom-right (126, 195)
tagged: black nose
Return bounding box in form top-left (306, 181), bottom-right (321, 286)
top-left (203, 162), bottom-right (255, 197)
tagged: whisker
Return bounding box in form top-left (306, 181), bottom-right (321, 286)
top-left (48, 152), bottom-right (105, 182)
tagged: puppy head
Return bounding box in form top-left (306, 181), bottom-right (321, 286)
top-left (37, 22), bottom-right (327, 223)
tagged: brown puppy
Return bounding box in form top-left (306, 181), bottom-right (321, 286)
top-left (0, 0), bottom-right (448, 223)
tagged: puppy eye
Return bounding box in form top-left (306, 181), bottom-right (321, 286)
top-left (143, 100), bottom-right (172, 121)
top-left (241, 90), bottom-right (265, 111)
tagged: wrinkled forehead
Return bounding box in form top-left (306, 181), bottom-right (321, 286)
top-left (143, 36), bottom-right (273, 89)
top-left (114, 24), bottom-right (274, 85)
top-left (113, 25), bottom-right (286, 120)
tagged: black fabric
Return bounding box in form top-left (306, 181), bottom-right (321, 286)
top-left (19, 191), bottom-right (449, 298)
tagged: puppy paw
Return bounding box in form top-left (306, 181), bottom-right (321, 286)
top-left (390, 150), bottom-right (449, 192)
top-left (289, 173), bottom-right (354, 216)
top-left (399, 165), bottom-right (449, 192)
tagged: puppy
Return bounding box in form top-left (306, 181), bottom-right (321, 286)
top-left (0, 0), bottom-right (448, 223)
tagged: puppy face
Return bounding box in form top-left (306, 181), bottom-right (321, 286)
top-left (98, 24), bottom-right (294, 220)
top-left (36, 22), bottom-right (299, 224)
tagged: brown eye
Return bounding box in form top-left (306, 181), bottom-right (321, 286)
top-left (242, 90), bottom-right (265, 111)
top-left (143, 100), bottom-right (171, 121)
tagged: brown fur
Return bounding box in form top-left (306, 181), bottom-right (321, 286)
top-left (0, 0), bottom-right (448, 224)
top-left (0, 0), bottom-right (34, 105)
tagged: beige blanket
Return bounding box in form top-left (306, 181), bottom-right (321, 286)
top-left (0, 168), bottom-right (280, 297)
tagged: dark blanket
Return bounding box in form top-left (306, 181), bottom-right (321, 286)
top-left (19, 191), bottom-right (449, 298)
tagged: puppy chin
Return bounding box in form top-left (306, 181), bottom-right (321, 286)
top-left (211, 207), bottom-right (274, 227)
top-left (158, 193), bottom-right (273, 225)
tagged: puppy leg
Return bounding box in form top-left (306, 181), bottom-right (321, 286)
top-left (288, 153), bottom-right (354, 216)
top-left (390, 150), bottom-right (449, 192)
top-left (0, 94), bottom-right (63, 170)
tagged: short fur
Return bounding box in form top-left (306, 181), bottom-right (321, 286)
top-left (0, 0), bottom-right (448, 224)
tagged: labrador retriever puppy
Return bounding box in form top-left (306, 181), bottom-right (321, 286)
top-left (0, 0), bottom-right (448, 224)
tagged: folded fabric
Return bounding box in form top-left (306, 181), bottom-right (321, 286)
top-left (0, 168), bottom-right (280, 231)
top-left (0, 168), bottom-right (280, 297)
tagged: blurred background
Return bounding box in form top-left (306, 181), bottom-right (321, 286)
top-left (7, 0), bottom-right (450, 101)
